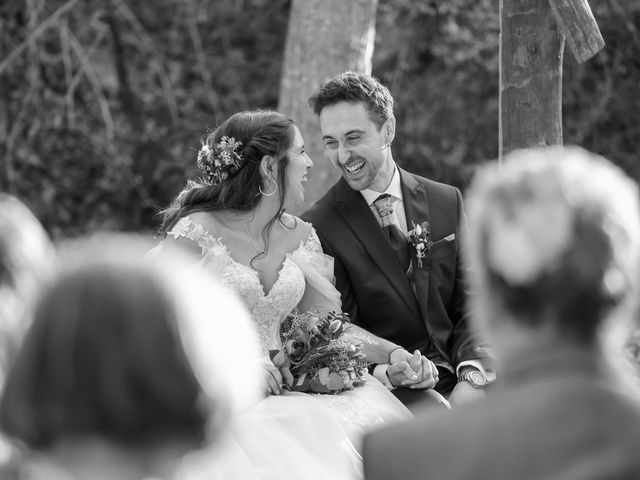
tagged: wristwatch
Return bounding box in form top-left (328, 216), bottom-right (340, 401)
top-left (458, 369), bottom-right (486, 389)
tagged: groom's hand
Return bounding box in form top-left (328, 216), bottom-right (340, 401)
top-left (408, 354), bottom-right (439, 390)
top-left (387, 349), bottom-right (438, 389)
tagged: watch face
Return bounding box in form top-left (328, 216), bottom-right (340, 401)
top-left (467, 370), bottom-right (486, 387)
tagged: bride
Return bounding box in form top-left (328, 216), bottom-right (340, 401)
top-left (156, 110), bottom-right (434, 477)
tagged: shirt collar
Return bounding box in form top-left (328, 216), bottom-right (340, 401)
top-left (361, 165), bottom-right (403, 206)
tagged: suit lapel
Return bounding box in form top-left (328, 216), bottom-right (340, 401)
top-left (400, 169), bottom-right (431, 320)
top-left (334, 178), bottom-right (421, 321)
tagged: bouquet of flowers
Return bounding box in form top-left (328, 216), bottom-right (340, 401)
top-left (270, 310), bottom-right (368, 394)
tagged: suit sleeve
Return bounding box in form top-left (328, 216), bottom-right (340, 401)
top-left (449, 187), bottom-right (493, 366)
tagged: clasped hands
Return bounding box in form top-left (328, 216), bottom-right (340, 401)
top-left (260, 348), bottom-right (438, 396)
top-left (386, 348), bottom-right (438, 389)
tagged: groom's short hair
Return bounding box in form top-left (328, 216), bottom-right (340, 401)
top-left (308, 71), bottom-right (393, 130)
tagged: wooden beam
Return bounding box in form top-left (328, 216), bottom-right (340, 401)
top-left (548, 0), bottom-right (604, 63)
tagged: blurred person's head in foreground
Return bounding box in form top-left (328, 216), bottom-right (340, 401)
top-left (466, 145), bottom-right (640, 373)
top-left (0, 194), bottom-right (55, 390)
top-left (0, 233), bottom-right (262, 453)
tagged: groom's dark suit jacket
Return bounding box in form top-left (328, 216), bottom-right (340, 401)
top-left (303, 168), bottom-right (489, 370)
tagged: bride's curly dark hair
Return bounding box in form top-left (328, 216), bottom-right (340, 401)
top-left (158, 110), bottom-right (295, 245)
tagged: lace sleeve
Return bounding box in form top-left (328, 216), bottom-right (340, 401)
top-left (168, 216), bottom-right (221, 254)
top-left (341, 324), bottom-right (380, 347)
top-left (302, 227), bottom-right (323, 253)
top-left (165, 216), bottom-right (229, 275)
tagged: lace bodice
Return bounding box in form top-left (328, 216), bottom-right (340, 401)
top-left (168, 216), bottom-right (325, 353)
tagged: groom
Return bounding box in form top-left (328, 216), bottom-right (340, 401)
top-left (303, 72), bottom-right (492, 406)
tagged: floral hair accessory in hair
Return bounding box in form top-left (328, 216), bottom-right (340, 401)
top-left (197, 136), bottom-right (243, 184)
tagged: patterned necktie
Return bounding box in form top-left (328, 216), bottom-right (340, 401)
top-left (373, 194), bottom-right (411, 271)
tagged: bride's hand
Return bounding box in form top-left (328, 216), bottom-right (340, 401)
top-left (271, 350), bottom-right (294, 389)
top-left (262, 361), bottom-right (284, 395)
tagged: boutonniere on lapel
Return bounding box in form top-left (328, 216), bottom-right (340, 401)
top-left (408, 221), bottom-right (433, 268)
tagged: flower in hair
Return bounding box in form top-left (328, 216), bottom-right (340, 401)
top-left (197, 136), bottom-right (243, 184)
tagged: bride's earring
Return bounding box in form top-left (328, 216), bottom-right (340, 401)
top-left (259, 177), bottom-right (278, 196)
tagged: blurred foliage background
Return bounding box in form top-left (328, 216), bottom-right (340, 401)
top-left (1, 0), bottom-right (639, 240)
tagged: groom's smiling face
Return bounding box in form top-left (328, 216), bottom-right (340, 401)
top-left (319, 101), bottom-right (394, 192)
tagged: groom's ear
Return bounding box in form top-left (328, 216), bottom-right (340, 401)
top-left (382, 116), bottom-right (396, 145)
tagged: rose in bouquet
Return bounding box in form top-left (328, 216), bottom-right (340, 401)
top-left (270, 311), bottom-right (368, 394)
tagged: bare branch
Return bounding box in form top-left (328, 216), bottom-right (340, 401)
top-left (4, 84), bottom-right (38, 194)
top-left (62, 23), bottom-right (109, 102)
top-left (59, 19), bottom-right (75, 129)
top-left (112, 0), bottom-right (180, 123)
top-left (66, 30), bottom-right (115, 141)
top-left (574, 51), bottom-right (616, 143)
top-left (610, 0), bottom-right (640, 52)
top-left (186, 0), bottom-right (223, 120)
top-left (0, 0), bottom-right (81, 77)
top-left (2, 0), bottom-right (44, 192)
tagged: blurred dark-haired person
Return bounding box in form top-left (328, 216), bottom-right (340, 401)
top-left (304, 71), bottom-right (493, 408)
top-left (363, 146), bottom-right (640, 480)
top-left (0, 235), bottom-right (265, 479)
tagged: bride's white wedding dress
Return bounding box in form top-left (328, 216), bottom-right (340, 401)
top-left (166, 215), bottom-right (412, 480)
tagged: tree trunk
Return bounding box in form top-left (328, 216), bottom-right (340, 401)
top-left (499, 0), bottom-right (565, 157)
top-left (278, 0), bottom-right (378, 213)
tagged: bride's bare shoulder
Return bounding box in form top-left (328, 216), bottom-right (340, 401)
top-left (187, 211), bottom-right (221, 231)
top-left (280, 213), bottom-right (313, 245)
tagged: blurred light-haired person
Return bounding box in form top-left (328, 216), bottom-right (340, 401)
top-left (0, 194), bottom-right (55, 389)
top-left (0, 195), bottom-right (55, 478)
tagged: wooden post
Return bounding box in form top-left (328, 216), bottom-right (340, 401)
top-left (500, 0), bottom-right (565, 157)
top-left (499, 0), bottom-right (604, 159)
top-left (278, 0), bottom-right (378, 213)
